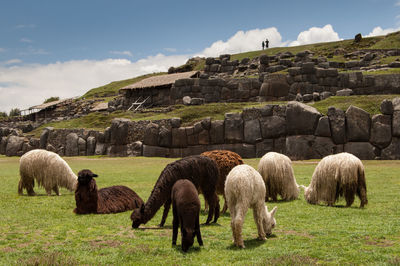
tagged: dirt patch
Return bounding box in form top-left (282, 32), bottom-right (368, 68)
top-left (277, 229), bottom-right (314, 239)
top-left (90, 239), bottom-right (123, 248)
top-left (1, 247), bottom-right (16, 253)
top-left (364, 236), bottom-right (394, 247)
top-left (126, 244), bottom-right (151, 254)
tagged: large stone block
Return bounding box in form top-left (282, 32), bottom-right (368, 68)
top-left (108, 145), bottom-right (128, 157)
top-left (143, 122), bottom-right (159, 146)
top-left (210, 120), bottom-right (224, 144)
top-left (380, 99), bottom-right (394, 115)
top-left (110, 118), bottom-right (130, 145)
top-left (127, 141), bottom-right (143, 157)
top-left (65, 133), bottom-right (79, 156)
top-left (171, 128), bottom-right (187, 148)
top-left (198, 130), bottom-right (210, 145)
top-left (286, 135), bottom-right (316, 160)
top-left (143, 145), bottom-right (169, 157)
top-left (259, 74), bottom-right (290, 98)
top-left (312, 137), bottom-right (343, 158)
top-left (345, 105), bottom-right (371, 141)
top-left (256, 139), bottom-right (274, 157)
top-left (158, 126), bottom-right (172, 147)
top-left (95, 143), bottom-right (107, 155)
top-left (392, 111), bottom-right (400, 137)
top-left (40, 128), bottom-right (52, 149)
top-left (344, 142), bottom-right (376, 160)
top-left (224, 113), bottom-right (243, 143)
top-left (78, 137), bottom-right (86, 156)
top-left (286, 101), bottom-right (321, 135)
top-left (315, 116), bottom-right (331, 137)
top-left (222, 143), bottom-right (256, 158)
top-left (86, 136), bottom-right (96, 156)
top-left (244, 119), bottom-right (262, 144)
top-left (327, 107), bottom-right (346, 144)
top-left (370, 114), bottom-right (392, 149)
top-left (260, 116), bottom-right (286, 139)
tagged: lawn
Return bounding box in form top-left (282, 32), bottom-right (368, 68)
top-left (0, 156), bottom-right (399, 265)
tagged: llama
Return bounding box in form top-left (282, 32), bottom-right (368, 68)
top-left (171, 179), bottom-right (203, 252)
top-left (301, 152), bottom-right (368, 208)
top-left (200, 150), bottom-right (243, 213)
top-left (18, 149), bottom-right (77, 196)
top-left (131, 155), bottom-right (220, 228)
top-left (74, 169), bottom-right (144, 214)
top-left (225, 164), bottom-right (277, 248)
top-left (258, 152), bottom-right (299, 201)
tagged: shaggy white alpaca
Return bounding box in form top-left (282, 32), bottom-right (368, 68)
top-left (258, 152), bottom-right (299, 201)
top-left (301, 152), bottom-right (368, 207)
top-left (18, 149), bottom-right (78, 196)
top-left (225, 164), bottom-right (277, 248)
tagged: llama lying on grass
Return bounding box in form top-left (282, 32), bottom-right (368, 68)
top-left (131, 155), bottom-right (220, 228)
top-left (172, 179), bottom-right (203, 252)
top-left (225, 164), bottom-right (277, 248)
top-left (200, 150), bottom-right (243, 214)
top-left (18, 149), bottom-right (77, 196)
top-left (301, 152), bottom-right (368, 208)
top-left (258, 152), bottom-right (299, 201)
top-left (74, 169), bottom-right (144, 214)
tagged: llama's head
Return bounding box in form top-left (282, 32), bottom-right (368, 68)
top-left (181, 228), bottom-right (195, 252)
top-left (301, 185), bottom-right (315, 203)
top-left (263, 206), bottom-right (277, 237)
top-left (77, 169), bottom-right (98, 185)
top-left (131, 204), bottom-right (145, 228)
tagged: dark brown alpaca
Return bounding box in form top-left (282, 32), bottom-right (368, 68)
top-left (201, 150), bottom-right (243, 213)
top-left (74, 169), bottom-right (144, 214)
top-left (131, 155), bottom-right (220, 228)
top-left (172, 179), bottom-right (203, 252)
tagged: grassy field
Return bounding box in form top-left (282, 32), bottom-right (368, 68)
top-left (1, 156), bottom-right (400, 265)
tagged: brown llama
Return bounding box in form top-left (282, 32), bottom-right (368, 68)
top-left (172, 179), bottom-right (203, 252)
top-left (131, 155), bottom-right (220, 228)
top-left (74, 169), bottom-right (144, 214)
top-left (201, 150), bottom-right (243, 213)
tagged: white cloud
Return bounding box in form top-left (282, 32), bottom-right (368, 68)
top-left (1, 59), bottom-right (22, 66)
top-left (20, 38), bottom-right (33, 43)
top-left (164, 48), bottom-right (177, 52)
top-left (288, 24), bottom-right (341, 47)
top-left (395, 0), bottom-right (400, 6)
top-left (109, 50), bottom-right (133, 57)
top-left (15, 24), bottom-right (36, 29)
top-left (365, 26), bottom-right (400, 37)
top-left (0, 54), bottom-right (189, 112)
top-left (0, 48), bottom-right (5, 52)
top-left (198, 27), bottom-right (286, 57)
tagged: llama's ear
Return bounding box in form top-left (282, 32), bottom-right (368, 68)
top-left (92, 173), bottom-right (98, 178)
top-left (270, 206), bottom-right (277, 217)
top-left (140, 204), bottom-right (145, 214)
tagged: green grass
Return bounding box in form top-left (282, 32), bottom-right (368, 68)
top-left (81, 73), bottom-right (166, 99)
top-left (363, 68), bottom-right (400, 75)
top-left (1, 156), bottom-right (399, 265)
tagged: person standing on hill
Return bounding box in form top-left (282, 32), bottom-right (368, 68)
top-left (262, 41), bottom-right (265, 50)
top-left (266, 39), bottom-right (269, 48)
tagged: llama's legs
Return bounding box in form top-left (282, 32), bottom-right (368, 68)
top-left (159, 198), bottom-right (171, 227)
top-left (204, 192), bottom-right (219, 224)
top-left (253, 204), bottom-right (266, 241)
top-left (45, 188), bottom-right (52, 196)
top-left (221, 194), bottom-right (228, 214)
top-left (357, 186), bottom-right (368, 208)
top-left (18, 180), bottom-right (23, 195)
top-left (212, 194), bottom-right (220, 223)
top-left (232, 207), bottom-right (246, 248)
top-left (204, 198), bottom-right (209, 212)
top-left (344, 189), bottom-right (355, 207)
top-left (53, 186), bottom-right (60, 196)
top-left (195, 215), bottom-right (203, 246)
top-left (172, 202), bottom-right (178, 245)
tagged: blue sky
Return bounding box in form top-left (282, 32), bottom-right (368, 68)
top-left (1, 0), bottom-right (400, 112)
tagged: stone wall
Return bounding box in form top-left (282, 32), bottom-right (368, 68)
top-left (3, 98), bottom-right (400, 160)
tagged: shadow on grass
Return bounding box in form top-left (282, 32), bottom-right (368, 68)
top-left (200, 222), bottom-right (222, 227)
top-left (227, 234), bottom-right (277, 250)
top-left (18, 193), bottom-right (73, 197)
top-left (172, 244), bottom-right (202, 254)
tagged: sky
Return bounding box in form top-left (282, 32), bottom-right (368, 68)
top-left (1, 0), bottom-right (400, 113)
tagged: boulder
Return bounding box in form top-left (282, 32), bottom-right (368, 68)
top-left (354, 33), bottom-right (362, 43)
top-left (108, 145), bottom-right (128, 157)
top-left (380, 99), bottom-right (394, 115)
top-left (46, 144), bottom-right (57, 153)
top-left (244, 119), bottom-right (262, 144)
top-left (242, 107), bottom-right (262, 121)
top-left (392, 111), bottom-right (400, 137)
top-left (224, 113), bottom-right (244, 143)
top-left (95, 143), bottom-right (107, 155)
top-left (78, 137), bottom-right (86, 156)
top-left (392, 97), bottom-right (400, 112)
top-left (285, 135), bottom-right (316, 160)
top-left (312, 137), bottom-right (343, 158)
top-left (260, 116), bottom-right (286, 139)
top-left (5, 135), bottom-right (25, 156)
top-left (221, 143), bottom-right (256, 158)
top-left (327, 107), bottom-right (346, 144)
top-left (345, 105), bottom-right (371, 141)
top-left (170, 117), bottom-right (181, 128)
top-left (190, 98), bottom-right (205, 105)
top-left (344, 142), bottom-right (375, 160)
top-left (315, 116), bottom-right (331, 137)
top-left (286, 101), bottom-right (321, 135)
top-left (186, 127), bottom-right (198, 146)
top-left (40, 128), bottom-right (52, 149)
top-left (65, 133), bottom-right (79, 156)
top-left (110, 118), bottom-right (130, 145)
top-left (256, 139), bottom-right (274, 157)
top-left (370, 114), bottom-right (392, 149)
top-left (259, 54), bottom-right (269, 65)
top-left (183, 96), bottom-right (191, 105)
top-left (86, 136), bottom-right (96, 156)
top-left (142, 145), bottom-right (169, 157)
top-left (143, 123), bottom-right (159, 146)
top-left (336, 88), bottom-right (353, 96)
top-left (198, 130), bottom-right (210, 145)
top-left (381, 138), bottom-right (400, 159)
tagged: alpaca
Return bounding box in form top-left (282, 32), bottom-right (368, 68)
top-left (200, 150), bottom-right (243, 213)
top-left (225, 164), bottom-right (277, 248)
top-left (301, 152), bottom-right (368, 208)
top-left (258, 152), bottom-right (299, 201)
top-left (172, 179), bottom-right (203, 252)
top-left (74, 169), bottom-right (144, 214)
top-left (18, 149), bottom-right (77, 196)
top-left (131, 155), bottom-right (220, 228)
